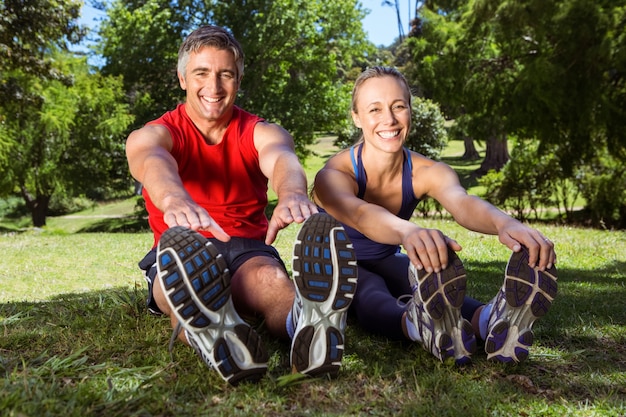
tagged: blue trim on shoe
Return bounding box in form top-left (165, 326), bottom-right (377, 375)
top-left (157, 226), bottom-right (268, 385)
top-left (290, 213), bottom-right (358, 377)
top-left (485, 247), bottom-right (558, 363)
top-left (407, 251), bottom-right (476, 365)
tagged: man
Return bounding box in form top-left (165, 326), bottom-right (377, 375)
top-left (126, 25), bottom-right (357, 385)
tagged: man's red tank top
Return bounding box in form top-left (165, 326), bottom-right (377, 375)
top-left (144, 104), bottom-right (268, 247)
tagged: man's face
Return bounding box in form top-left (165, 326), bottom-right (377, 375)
top-left (178, 46), bottom-right (241, 124)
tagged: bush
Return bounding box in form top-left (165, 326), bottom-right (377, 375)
top-left (0, 196), bottom-right (28, 219)
top-left (405, 97), bottom-right (448, 160)
top-left (478, 139), bottom-right (558, 221)
top-left (47, 194), bottom-right (95, 216)
top-left (577, 151), bottom-right (626, 228)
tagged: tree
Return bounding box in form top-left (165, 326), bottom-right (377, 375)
top-left (0, 52), bottom-right (133, 227)
top-left (97, 0), bottom-right (185, 132)
top-left (96, 0), bottom-right (373, 157)
top-left (1, 0), bottom-right (86, 165)
top-left (0, 0), bottom-right (85, 77)
top-left (407, 0), bottom-right (626, 177)
top-left (0, 0), bottom-right (134, 226)
top-left (405, 2), bottom-right (514, 174)
top-left (382, 0), bottom-right (406, 42)
top-left (406, 0), bottom-right (626, 225)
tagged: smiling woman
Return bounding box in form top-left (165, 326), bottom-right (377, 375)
top-left (311, 65), bottom-right (559, 366)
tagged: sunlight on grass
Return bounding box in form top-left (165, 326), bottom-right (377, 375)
top-left (0, 232), bottom-right (151, 302)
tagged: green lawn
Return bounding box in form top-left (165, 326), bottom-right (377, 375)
top-left (1, 139), bottom-right (625, 416)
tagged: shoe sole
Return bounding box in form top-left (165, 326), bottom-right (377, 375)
top-left (291, 213), bottom-right (357, 377)
top-left (485, 248), bottom-right (558, 363)
top-left (157, 226), bottom-right (268, 385)
top-left (413, 251), bottom-right (476, 365)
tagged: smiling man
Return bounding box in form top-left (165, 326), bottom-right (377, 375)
top-left (125, 25), bottom-right (357, 385)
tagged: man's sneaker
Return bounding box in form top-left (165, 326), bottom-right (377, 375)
top-left (484, 247), bottom-right (558, 363)
top-left (406, 251), bottom-right (476, 365)
top-left (290, 213), bottom-right (358, 377)
top-left (157, 226), bottom-right (269, 385)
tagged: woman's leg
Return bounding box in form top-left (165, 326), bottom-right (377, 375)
top-left (350, 257), bottom-right (409, 340)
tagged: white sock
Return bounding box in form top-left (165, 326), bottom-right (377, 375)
top-left (286, 309), bottom-right (295, 339)
top-left (405, 316), bottom-right (422, 342)
top-left (479, 303), bottom-right (492, 340)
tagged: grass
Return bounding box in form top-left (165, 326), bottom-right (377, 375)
top-left (1, 139), bottom-right (625, 416)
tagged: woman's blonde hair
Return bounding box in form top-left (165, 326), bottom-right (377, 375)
top-left (351, 66), bottom-right (412, 114)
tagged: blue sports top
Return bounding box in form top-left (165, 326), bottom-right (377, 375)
top-left (335, 142), bottom-right (420, 260)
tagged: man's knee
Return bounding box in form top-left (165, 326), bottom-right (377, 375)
top-left (152, 278), bottom-right (172, 316)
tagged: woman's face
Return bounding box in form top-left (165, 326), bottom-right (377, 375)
top-left (351, 75), bottom-right (411, 152)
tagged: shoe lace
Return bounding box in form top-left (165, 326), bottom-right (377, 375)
top-left (168, 322), bottom-right (182, 359)
top-left (396, 293), bottom-right (414, 309)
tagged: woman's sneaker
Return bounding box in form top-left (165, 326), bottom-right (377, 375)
top-left (290, 213), bottom-right (358, 377)
top-left (157, 226), bottom-right (268, 385)
top-left (406, 251), bottom-right (476, 365)
top-left (484, 247), bottom-right (558, 363)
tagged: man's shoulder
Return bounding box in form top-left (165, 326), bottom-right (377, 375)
top-left (232, 105), bottom-right (264, 124)
top-left (145, 104), bottom-right (186, 128)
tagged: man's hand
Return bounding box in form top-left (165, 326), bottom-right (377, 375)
top-left (265, 194), bottom-right (318, 245)
top-left (161, 194), bottom-right (230, 242)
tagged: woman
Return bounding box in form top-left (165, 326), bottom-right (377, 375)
top-left (312, 66), bottom-right (558, 364)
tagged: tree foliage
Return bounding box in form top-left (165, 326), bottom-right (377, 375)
top-left (0, 0), bottom-right (85, 76)
top-left (407, 0), bottom-right (626, 174)
top-left (405, 2), bottom-right (516, 174)
top-left (97, 0), bottom-right (184, 132)
top-left (96, 0), bottom-right (374, 156)
top-left (1, 0), bottom-right (87, 169)
top-left (1, 0), bottom-right (135, 227)
top-left (405, 0), bottom-right (626, 225)
top-left (0, 53), bottom-right (133, 227)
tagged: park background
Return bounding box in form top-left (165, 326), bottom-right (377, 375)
top-left (1, 1), bottom-right (625, 415)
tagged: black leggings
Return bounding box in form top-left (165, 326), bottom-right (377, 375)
top-left (351, 253), bottom-right (483, 340)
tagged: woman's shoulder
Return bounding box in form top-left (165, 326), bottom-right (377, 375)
top-left (324, 146), bottom-right (353, 170)
top-left (406, 148), bottom-right (436, 169)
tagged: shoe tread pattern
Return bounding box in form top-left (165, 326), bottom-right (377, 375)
top-left (411, 250), bottom-right (475, 365)
top-left (485, 247), bottom-right (558, 363)
top-left (157, 226), bottom-right (268, 385)
top-left (291, 213), bottom-right (357, 377)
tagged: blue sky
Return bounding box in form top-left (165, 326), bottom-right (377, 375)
top-left (361, 0), bottom-right (412, 46)
top-left (79, 1), bottom-right (411, 48)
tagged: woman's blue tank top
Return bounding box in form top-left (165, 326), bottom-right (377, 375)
top-left (340, 142), bottom-right (421, 260)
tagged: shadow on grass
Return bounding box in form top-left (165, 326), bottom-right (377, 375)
top-left (441, 155), bottom-right (481, 189)
top-left (71, 201), bottom-right (280, 234)
top-left (77, 215), bottom-right (151, 233)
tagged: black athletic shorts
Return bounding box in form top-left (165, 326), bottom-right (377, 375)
top-left (138, 236), bottom-right (287, 315)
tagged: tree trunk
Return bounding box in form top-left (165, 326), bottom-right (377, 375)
top-left (20, 186), bottom-right (50, 227)
top-left (31, 196), bottom-right (50, 227)
top-left (462, 135), bottom-right (481, 160)
top-left (474, 132), bottom-right (509, 177)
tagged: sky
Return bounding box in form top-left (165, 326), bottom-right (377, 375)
top-left (79, 1), bottom-right (412, 48)
top-left (361, 0), bottom-right (412, 46)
